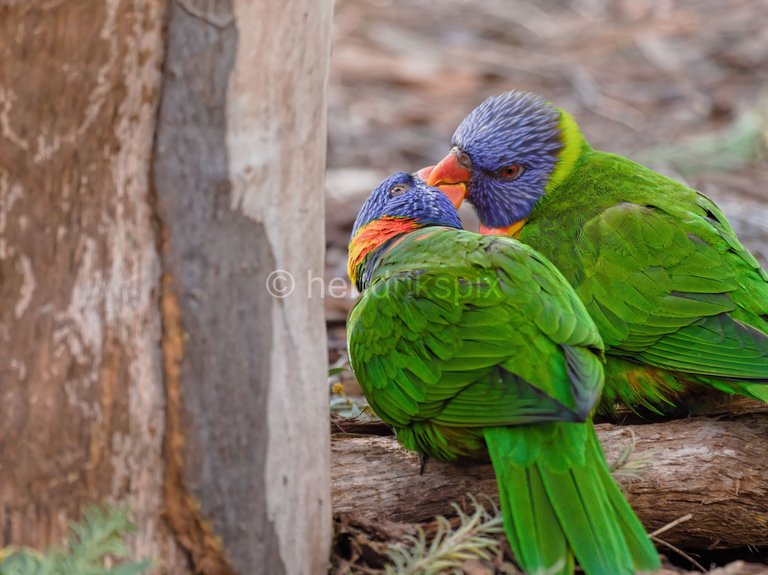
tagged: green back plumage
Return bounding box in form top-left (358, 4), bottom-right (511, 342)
top-left (522, 144), bottom-right (768, 412)
top-left (348, 226), bottom-right (659, 574)
top-left (348, 228), bottom-right (603, 450)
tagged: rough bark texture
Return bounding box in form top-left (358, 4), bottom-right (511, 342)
top-left (153, 1), bottom-right (333, 574)
top-left (331, 415), bottom-right (768, 550)
top-left (1, 1), bottom-right (332, 574)
top-left (0, 1), bottom-right (189, 572)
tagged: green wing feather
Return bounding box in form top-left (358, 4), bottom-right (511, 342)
top-left (522, 150), bottom-right (768, 409)
top-left (348, 230), bottom-right (603, 441)
top-left (575, 200), bottom-right (768, 370)
top-left (348, 227), bottom-right (659, 574)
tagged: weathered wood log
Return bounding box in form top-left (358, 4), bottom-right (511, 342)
top-left (331, 415), bottom-right (768, 549)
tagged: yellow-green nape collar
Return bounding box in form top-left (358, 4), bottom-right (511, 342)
top-left (547, 107), bottom-right (586, 191)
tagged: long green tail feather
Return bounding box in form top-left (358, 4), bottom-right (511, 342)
top-left (583, 427), bottom-right (661, 572)
top-left (693, 374), bottom-right (768, 404)
top-left (743, 383), bottom-right (768, 402)
top-left (501, 465), bottom-right (572, 575)
top-left (484, 425), bottom-right (659, 575)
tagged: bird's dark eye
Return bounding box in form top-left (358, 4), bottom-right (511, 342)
top-left (497, 164), bottom-right (524, 180)
top-left (389, 184), bottom-right (408, 196)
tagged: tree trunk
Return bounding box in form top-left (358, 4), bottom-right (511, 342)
top-left (153, 1), bottom-right (333, 574)
top-left (0, 1), bottom-right (188, 571)
top-left (331, 415), bottom-right (768, 550)
top-left (0, 1), bottom-right (332, 574)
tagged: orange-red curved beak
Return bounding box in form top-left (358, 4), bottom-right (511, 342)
top-left (425, 152), bottom-right (471, 208)
top-left (415, 165), bottom-right (435, 181)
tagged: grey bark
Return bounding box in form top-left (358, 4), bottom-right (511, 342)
top-left (153, 1), bottom-right (333, 574)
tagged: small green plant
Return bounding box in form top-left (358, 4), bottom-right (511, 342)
top-left (383, 497), bottom-right (506, 575)
top-left (329, 353), bottom-right (376, 420)
top-left (0, 505), bottom-right (150, 575)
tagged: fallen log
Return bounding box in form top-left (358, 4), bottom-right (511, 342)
top-left (331, 415), bottom-right (768, 550)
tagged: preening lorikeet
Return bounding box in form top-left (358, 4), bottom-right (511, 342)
top-left (347, 172), bottom-right (659, 575)
top-left (424, 90), bottom-right (768, 414)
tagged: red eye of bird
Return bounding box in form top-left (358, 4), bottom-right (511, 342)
top-left (498, 164), bottom-right (524, 180)
top-left (390, 184), bottom-right (408, 196)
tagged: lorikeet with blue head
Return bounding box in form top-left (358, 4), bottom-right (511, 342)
top-left (424, 90), bottom-right (768, 415)
top-left (347, 172), bottom-right (660, 575)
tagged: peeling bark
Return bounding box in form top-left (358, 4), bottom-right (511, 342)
top-left (331, 415), bottom-right (768, 550)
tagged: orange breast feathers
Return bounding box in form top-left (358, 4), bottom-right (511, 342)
top-left (347, 217), bottom-right (420, 285)
top-left (479, 219), bottom-right (527, 238)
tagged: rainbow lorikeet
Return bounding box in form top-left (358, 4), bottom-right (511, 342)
top-left (424, 90), bottom-right (768, 414)
top-left (347, 172), bottom-right (659, 575)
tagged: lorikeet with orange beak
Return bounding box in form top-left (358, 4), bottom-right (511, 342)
top-left (347, 172), bottom-right (659, 575)
top-left (425, 90), bottom-right (768, 414)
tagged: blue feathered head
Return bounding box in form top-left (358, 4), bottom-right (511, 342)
top-left (350, 172), bottom-right (462, 240)
top-left (427, 91), bottom-right (570, 229)
top-left (348, 172), bottom-right (463, 288)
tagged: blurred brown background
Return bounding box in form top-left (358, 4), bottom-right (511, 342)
top-left (325, 0), bottom-right (768, 363)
